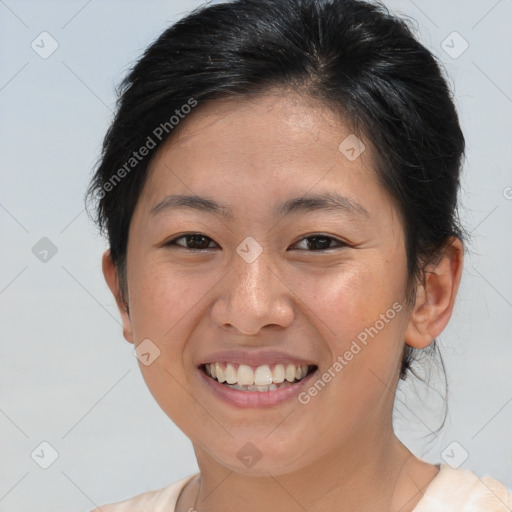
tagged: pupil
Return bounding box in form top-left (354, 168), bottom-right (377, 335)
top-left (308, 236), bottom-right (329, 250)
top-left (188, 235), bottom-right (209, 249)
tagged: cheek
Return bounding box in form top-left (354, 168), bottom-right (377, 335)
top-left (290, 256), bottom-right (407, 397)
top-left (128, 259), bottom-right (210, 341)
top-left (290, 256), bottom-right (405, 341)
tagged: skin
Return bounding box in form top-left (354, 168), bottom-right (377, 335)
top-left (100, 90), bottom-right (463, 512)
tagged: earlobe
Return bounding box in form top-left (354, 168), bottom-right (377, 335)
top-left (404, 237), bottom-right (464, 350)
top-left (101, 249), bottom-right (135, 344)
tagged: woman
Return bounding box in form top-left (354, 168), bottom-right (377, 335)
top-left (86, 0), bottom-right (511, 510)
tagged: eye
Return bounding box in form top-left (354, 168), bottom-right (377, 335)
top-left (290, 234), bottom-right (347, 251)
top-left (165, 233), bottom-right (218, 250)
top-left (164, 233), bottom-right (347, 252)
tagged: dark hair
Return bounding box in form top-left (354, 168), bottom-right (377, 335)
top-left (86, 0), bottom-right (465, 389)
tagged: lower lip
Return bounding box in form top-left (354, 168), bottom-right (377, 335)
top-left (198, 367), bottom-right (318, 408)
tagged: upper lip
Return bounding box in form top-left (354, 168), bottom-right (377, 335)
top-left (197, 349), bottom-right (317, 368)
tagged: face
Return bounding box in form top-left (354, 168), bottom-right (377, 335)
top-left (108, 91), bottom-right (418, 475)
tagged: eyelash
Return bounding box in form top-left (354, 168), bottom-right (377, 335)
top-left (164, 233), bottom-right (348, 252)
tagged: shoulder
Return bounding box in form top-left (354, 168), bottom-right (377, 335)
top-left (413, 464), bottom-right (511, 511)
top-left (89, 473), bottom-right (198, 512)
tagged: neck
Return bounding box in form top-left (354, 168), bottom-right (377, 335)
top-left (179, 427), bottom-right (437, 512)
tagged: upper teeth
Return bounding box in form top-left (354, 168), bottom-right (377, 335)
top-left (205, 363), bottom-right (310, 386)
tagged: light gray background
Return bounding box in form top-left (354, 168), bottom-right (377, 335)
top-left (1, 1), bottom-right (511, 511)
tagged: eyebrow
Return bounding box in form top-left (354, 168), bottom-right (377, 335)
top-left (149, 192), bottom-right (370, 220)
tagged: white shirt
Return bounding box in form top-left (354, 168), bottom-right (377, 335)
top-left (92, 464), bottom-right (511, 511)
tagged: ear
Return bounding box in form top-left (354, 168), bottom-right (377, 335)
top-left (404, 237), bottom-right (464, 349)
top-left (102, 249), bottom-right (134, 344)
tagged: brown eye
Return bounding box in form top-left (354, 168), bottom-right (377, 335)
top-left (166, 234), bottom-right (218, 250)
top-left (291, 235), bottom-right (346, 251)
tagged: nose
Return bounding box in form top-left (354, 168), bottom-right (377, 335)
top-left (210, 248), bottom-right (295, 336)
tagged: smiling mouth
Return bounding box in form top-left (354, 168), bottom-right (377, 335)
top-left (199, 362), bottom-right (318, 392)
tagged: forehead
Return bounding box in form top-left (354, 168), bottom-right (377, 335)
top-left (142, 91), bottom-right (379, 205)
